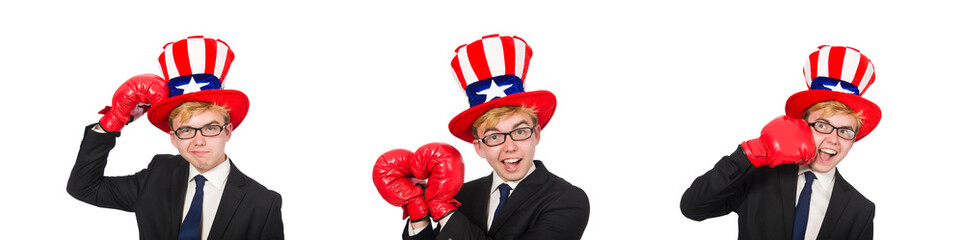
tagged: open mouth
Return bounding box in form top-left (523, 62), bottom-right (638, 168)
top-left (501, 158), bottom-right (521, 171)
top-left (817, 148), bottom-right (837, 162)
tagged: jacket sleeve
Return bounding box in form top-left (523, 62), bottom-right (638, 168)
top-left (856, 202), bottom-right (874, 240)
top-left (66, 123), bottom-right (150, 212)
top-left (259, 191), bottom-right (285, 240)
top-left (680, 145), bottom-right (758, 221)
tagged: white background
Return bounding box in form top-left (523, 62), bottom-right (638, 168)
top-left (1, 1), bottom-right (961, 239)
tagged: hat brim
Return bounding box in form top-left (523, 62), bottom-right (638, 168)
top-left (147, 90), bottom-right (249, 133)
top-left (449, 90), bottom-right (556, 143)
top-left (785, 90), bottom-right (880, 141)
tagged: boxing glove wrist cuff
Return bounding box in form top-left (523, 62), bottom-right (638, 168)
top-left (741, 139), bottom-right (768, 168)
top-left (432, 209), bottom-right (455, 222)
top-left (404, 195), bottom-right (430, 221)
top-left (409, 214), bottom-right (430, 222)
top-left (99, 111), bottom-right (128, 133)
top-left (427, 198), bottom-right (460, 221)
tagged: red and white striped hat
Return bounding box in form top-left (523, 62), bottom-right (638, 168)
top-left (157, 36), bottom-right (235, 82)
top-left (448, 34), bottom-right (556, 143)
top-left (147, 36), bottom-right (249, 133)
top-left (785, 45), bottom-right (881, 141)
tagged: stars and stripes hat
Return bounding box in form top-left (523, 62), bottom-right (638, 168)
top-left (448, 34), bottom-right (556, 143)
top-left (147, 36), bottom-right (249, 133)
top-left (785, 45), bottom-right (881, 141)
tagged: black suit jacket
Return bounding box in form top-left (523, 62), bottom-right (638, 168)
top-left (680, 146), bottom-right (874, 240)
top-left (405, 160), bottom-right (590, 240)
top-left (67, 124), bottom-right (284, 240)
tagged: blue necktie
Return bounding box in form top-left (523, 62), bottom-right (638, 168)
top-left (494, 183), bottom-right (512, 219)
top-left (179, 175), bottom-right (207, 240)
top-left (792, 172), bottom-right (817, 240)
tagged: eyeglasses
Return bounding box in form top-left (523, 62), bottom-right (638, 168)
top-left (173, 124), bottom-right (227, 140)
top-left (808, 121), bottom-right (856, 140)
top-left (478, 127), bottom-right (534, 147)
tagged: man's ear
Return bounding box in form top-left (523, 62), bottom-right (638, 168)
top-left (169, 131), bottom-right (177, 146)
top-left (532, 125), bottom-right (541, 145)
top-left (473, 140), bottom-right (486, 158)
top-left (224, 123), bottom-right (233, 141)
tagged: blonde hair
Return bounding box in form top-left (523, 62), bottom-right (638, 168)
top-left (802, 101), bottom-right (863, 130)
top-left (471, 105), bottom-right (539, 139)
top-left (168, 101), bottom-right (231, 130)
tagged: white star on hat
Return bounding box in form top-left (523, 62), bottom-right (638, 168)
top-left (476, 80), bottom-right (512, 103)
top-left (176, 76), bottom-right (210, 94)
top-left (823, 81), bottom-right (854, 94)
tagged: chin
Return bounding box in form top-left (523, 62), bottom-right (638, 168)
top-left (497, 172), bottom-right (521, 182)
top-left (811, 162), bottom-right (838, 173)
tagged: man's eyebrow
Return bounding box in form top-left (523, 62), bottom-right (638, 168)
top-left (816, 118), bottom-right (855, 129)
top-left (178, 121), bottom-right (222, 128)
top-left (482, 120), bottom-right (532, 134)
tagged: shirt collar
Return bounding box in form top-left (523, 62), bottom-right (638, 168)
top-left (490, 163), bottom-right (537, 194)
top-left (798, 165), bottom-right (836, 190)
top-left (188, 157), bottom-right (231, 191)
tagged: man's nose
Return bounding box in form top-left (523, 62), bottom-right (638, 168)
top-left (191, 134), bottom-right (207, 146)
top-left (502, 137), bottom-right (519, 152)
top-left (826, 130), bottom-right (841, 144)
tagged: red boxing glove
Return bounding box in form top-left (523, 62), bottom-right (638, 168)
top-left (411, 143), bottom-right (464, 221)
top-left (742, 115), bottom-right (817, 168)
top-left (372, 148), bottom-right (429, 221)
top-left (98, 74), bottom-right (168, 132)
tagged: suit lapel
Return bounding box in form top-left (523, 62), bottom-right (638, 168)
top-left (817, 170), bottom-right (852, 239)
top-left (170, 158), bottom-right (190, 235)
top-left (207, 161), bottom-right (247, 240)
top-left (488, 161), bottom-right (549, 234)
top-left (779, 166), bottom-right (798, 237)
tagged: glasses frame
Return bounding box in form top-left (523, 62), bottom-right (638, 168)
top-left (808, 121), bottom-right (857, 141)
top-left (173, 124), bottom-right (228, 140)
top-left (478, 127), bottom-right (535, 147)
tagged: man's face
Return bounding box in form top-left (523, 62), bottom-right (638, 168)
top-left (169, 110), bottom-right (231, 173)
top-left (473, 113), bottom-right (540, 182)
top-left (806, 109), bottom-right (856, 173)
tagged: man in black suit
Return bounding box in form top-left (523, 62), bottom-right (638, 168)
top-left (680, 45), bottom-right (879, 240)
top-left (398, 34), bottom-right (590, 240)
top-left (67, 36), bottom-right (283, 240)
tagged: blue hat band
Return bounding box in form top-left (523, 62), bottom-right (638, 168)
top-left (811, 77), bottom-right (860, 95)
top-left (168, 74), bottom-right (223, 97)
top-left (465, 75), bottom-right (525, 107)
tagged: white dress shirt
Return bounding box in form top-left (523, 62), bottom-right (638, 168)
top-left (182, 158), bottom-right (231, 240)
top-left (487, 165), bottom-right (536, 230)
top-left (796, 165), bottom-right (836, 240)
